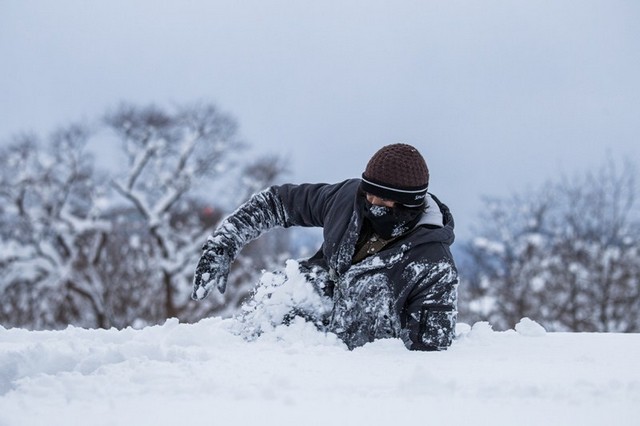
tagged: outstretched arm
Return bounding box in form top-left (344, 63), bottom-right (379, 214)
top-left (192, 180), bottom-right (353, 300)
top-left (192, 189), bottom-right (288, 300)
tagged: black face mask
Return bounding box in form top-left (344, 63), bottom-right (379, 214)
top-left (363, 201), bottom-right (424, 240)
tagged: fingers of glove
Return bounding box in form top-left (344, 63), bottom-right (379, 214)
top-left (192, 250), bottom-right (231, 299)
top-left (192, 269), bottom-right (207, 300)
top-left (216, 274), bottom-right (228, 294)
top-left (192, 280), bottom-right (213, 300)
top-left (191, 284), bottom-right (204, 300)
top-left (196, 251), bottom-right (222, 278)
top-left (192, 255), bottom-right (215, 300)
top-left (193, 270), bottom-right (226, 299)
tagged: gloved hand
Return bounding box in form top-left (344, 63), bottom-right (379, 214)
top-left (191, 239), bottom-right (233, 300)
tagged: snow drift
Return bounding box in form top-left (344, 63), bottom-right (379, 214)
top-left (1, 317), bottom-right (638, 426)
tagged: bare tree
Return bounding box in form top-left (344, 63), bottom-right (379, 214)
top-left (0, 102), bottom-right (289, 330)
top-left (0, 126), bottom-right (110, 329)
top-left (102, 103), bottom-right (239, 322)
top-left (461, 159), bottom-right (640, 332)
top-left (103, 102), bottom-right (288, 324)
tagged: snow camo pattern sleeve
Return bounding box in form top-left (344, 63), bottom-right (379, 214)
top-left (209, 188), bottom-right (289, 259)
top-left (209, 182), bottom-right (338, 257)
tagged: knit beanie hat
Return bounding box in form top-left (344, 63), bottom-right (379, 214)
top-left (361, 143), bottom-right (429, 207)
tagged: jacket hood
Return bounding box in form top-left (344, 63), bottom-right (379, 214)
top-left (411, 193), bottom-right (456, 247)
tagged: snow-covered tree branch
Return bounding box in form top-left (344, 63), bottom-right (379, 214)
top-left (460, 158), bottom-right (640, 332)
top-left (0, 102), bottom-right (288, 330)
top-left (0, 126), bottom-right (111, 329)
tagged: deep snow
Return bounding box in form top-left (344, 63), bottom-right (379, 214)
top-left (1, 317), bottom-right (638, 426)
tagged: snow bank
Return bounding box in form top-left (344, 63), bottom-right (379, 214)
top-left (1, 318), bottom-right (638, 426)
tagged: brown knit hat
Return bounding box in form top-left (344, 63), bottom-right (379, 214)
top-left (361, 143), bottom-right (429, 207)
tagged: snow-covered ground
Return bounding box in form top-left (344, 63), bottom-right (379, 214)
top-left (1, 317), bottom-right (638, 426)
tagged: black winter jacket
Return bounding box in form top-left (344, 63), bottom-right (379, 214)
top-left (214, 179), bottom-right (458, 350)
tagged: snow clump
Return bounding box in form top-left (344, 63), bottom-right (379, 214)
top-left (515, 317), bottom-right (547, 337)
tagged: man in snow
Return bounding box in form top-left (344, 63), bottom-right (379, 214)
top-left (192, 143), bottom-right (458, 351)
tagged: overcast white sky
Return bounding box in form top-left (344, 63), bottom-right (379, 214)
top-left (2, 0), bottom-right (639, 240)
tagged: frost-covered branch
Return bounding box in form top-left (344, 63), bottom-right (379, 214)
top-left (461, 158), bottom-right (640, 332)
top-left (1, 101), bottom-right (288, 329)
top-left (0, 126), bottom-right (112, 329)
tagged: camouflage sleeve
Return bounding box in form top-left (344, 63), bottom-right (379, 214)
top-left (210, 188), bottom-right (288, 259)
top-left (402, 261), bottom-right (458, 351)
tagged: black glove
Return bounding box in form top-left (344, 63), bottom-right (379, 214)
top-left (191, 239), bottom-right (233, 300)
top-left (191, 188), bottom-right (287, 301)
